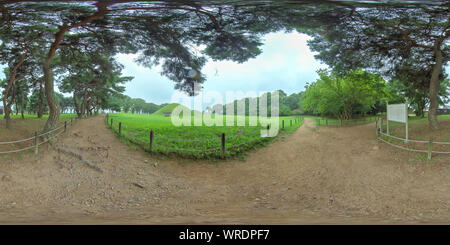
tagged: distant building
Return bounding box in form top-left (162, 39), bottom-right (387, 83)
top-left (425, 105), bottom-right (450, 115)
top-left (437, 108), bottom-right (450, 115)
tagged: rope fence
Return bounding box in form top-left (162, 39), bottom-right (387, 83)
top-left (105, 114), bottom-right (303, 159)
top-left (316, 116), bottom-right (379, 127)
top-left (375, 120), bottom-right (450, 159)
top-left (0, 117), bottom-right (79, 155)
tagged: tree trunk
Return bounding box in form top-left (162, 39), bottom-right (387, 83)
top-left (43, 61), bottom-right (59, 132)
top-left (87, 99), bottom-right (91, 116)
top-left (21, 88), bottom-right (25, 119)
top-left (3, 51), bottom-right (27, 128)
top-left (81, 91), bottom-right (87, 117)
top-left (416, 97), bottom-right (425, 118)
top-left (37, 79), bottom-right (44, 118)
top-left (428, 46), bottom-right (443, 130)
top-left (73, 91), bottom-right (81, 119)
top-left (14, 87), bottom-right (19, 115)
top-left (41, 2), bottom-right (108, 132)
top-left (4, 109), bottom-right (10, 128)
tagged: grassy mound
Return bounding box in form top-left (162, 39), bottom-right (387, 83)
top-left (153, 103), bottom-right (191, 116)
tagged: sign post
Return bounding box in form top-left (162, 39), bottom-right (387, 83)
top-left (386, 100), bottom-right (409, 144)
top-left (405, 99), bottom-right (409, 143)
top-left (386, 101), bottom-right (390, 135)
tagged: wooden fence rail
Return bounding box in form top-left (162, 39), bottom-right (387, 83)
top-left (105, 115), bottom-right (304, 159)
top-left (375, 122), bottom-right (450, 159)
top-left (0, 117), bottom-right (79, 155)
top-left (316, 116), bottom-right (379, 127)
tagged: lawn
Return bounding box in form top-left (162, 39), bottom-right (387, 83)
top-left (378, 115), bottom-right (450, 154)
top-left (379, 115), bottom-right (450, 141)
top-left (106, 113), bottom-right (304, 159)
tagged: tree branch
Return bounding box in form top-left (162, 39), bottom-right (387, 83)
top-left (381, 24), bottom-right (433, 50)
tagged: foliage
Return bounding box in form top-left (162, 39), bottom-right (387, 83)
top-left (1, 1), bottom-right (449, 131)
top-left (304, 1), bottom-right (450, 129)
top-left (302, 69), bottom-right (386, 119)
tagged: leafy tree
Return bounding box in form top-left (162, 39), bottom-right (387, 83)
top-left (2, 0), bottom-right (448, 133)
top-left (306, 1), bottom-right (450, 129)
top-left (58, 45), bottom-right (132, 118)
top-left (302, 69), bottom-right (386, 119)
top-left (1, 1), bottom-right (290, 132)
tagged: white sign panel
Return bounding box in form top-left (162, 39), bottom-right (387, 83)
top-left (387, 103), bottom-right (407, 123)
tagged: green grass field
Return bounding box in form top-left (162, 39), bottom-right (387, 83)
top-left (106, 113), bottom-right (304, 159)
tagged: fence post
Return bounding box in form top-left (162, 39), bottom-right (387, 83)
top-left (326, 119), bottom-right (328, 126)
top-left (64, 121), bottom-right (67, 133)
top-left (119, 122), bottom-right (122, 136)
top-left (386, 117), bottom-right (390, 135)
top-left (70, 118), bottom-right (73, 125)
top-left (266, 124), bottom-right (270, 137)
top-left (111, 118), bottom-right (113, 128)
top-left (376, 120), bottom-right (379, 136)
top-left (282, 120), bottom-right (284, 129)
top-left (221, 133), bottom-right (226, 159)
top-left (427, 136), bottom-right (433, 160)
top-left (149, 130), bottom-right (154, 153)
top-left (34, 131), bottom-right (38, 155)
top-left (379, 117), bottom-right (383, 134)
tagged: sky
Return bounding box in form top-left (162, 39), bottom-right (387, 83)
top-left (1, 31), bottom-right (449, 108)
top-left (116, 31), bottom-right (328, 109)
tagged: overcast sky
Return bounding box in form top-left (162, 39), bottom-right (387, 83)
top-left (1, 31), bottom-right (448, 108)
top-left (116, 31), bottom-right (327, 109)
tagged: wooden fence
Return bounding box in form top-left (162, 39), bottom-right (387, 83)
top-left (0, 117), bottom-right (78, 155)
top-left (316, 116), bottom-right (379, 127)
top-left (375, 119), bottom-right (450, 159)
top-left (105, 114), bottom-right (303, 159)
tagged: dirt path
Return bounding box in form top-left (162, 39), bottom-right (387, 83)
top-left (0, 116), bottom-right (449, 224)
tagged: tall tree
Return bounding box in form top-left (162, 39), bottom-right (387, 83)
top-left (302, 69), bottom-right (386, 119)
top-left (306, 1), bottom-right (450, 129)
top-left (0, 0), bottom-right (291, 132)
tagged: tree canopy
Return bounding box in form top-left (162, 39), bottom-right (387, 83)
top-left (302, 69), bottom-right (387, 119)
top-left (0, 1), bottom-right (449, 131)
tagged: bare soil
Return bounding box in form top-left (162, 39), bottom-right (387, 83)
top-left (0, 115), bottom-right (449, 224)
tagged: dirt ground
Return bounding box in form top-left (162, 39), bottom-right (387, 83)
top-left (0, 115), bottom-right (449, 224)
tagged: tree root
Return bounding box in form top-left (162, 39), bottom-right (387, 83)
top-left (54, 146), bottom-right (103, 173)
